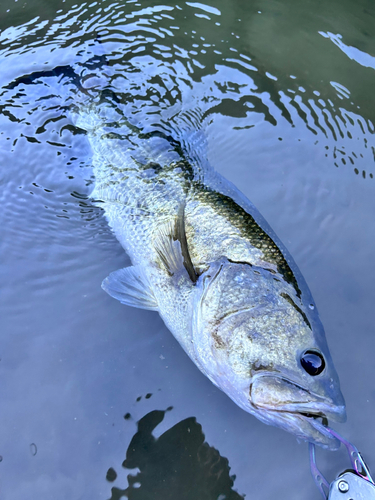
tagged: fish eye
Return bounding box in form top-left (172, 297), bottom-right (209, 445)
top-left (300, 350), bottom-right (325, 376)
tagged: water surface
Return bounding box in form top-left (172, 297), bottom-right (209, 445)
top-left (1, 1), bottom-right (375, 499)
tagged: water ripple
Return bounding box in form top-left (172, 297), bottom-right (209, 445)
top-left (1, 0), bottom-right (374, 273)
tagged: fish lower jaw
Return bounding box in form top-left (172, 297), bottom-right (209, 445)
top-left (249, 405), bottom-right (341, 449)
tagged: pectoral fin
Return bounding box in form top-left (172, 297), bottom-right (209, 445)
top-left (102, 266), bottom-right (158, 311)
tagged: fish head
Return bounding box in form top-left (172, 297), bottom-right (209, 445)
top-left (192, 258), bottom-right (346, 449)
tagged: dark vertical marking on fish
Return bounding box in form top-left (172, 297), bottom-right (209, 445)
top-left (280, 292), bottom-right (311, 330)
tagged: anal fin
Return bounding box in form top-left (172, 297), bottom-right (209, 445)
top-left (102, 266), bottom-right (158, 311)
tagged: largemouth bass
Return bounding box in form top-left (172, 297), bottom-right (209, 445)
top-left (76, 104), bottom-right (346, 449)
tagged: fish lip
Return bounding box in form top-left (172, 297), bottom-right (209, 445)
top-left (273, 404), bottom-right (346, 423)
top-left (258, 407), bottom-right (341, 449)
top-left (248, 372), bottom-right (346, 448)
top-left (259, 397), bottom-right (347, 424)
top-left (250, 371), bottom-right (346, 420)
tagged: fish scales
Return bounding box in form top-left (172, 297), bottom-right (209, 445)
top-left (88, 120), bottom-right (297, 287)
top-left (77, 107), bottom-right (346, 449)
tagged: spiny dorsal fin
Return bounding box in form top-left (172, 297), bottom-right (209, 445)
top-left (154, 220), bottom-right (184, 276)
top-left (102, 266), bottom-right (158, 311)
top-left (176, 203), bottom-right (198, 283)
top-left (154, 204), bottom-right (198, 283)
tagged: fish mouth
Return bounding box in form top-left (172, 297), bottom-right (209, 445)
top-left (249, 374), bottom-right (346, 449)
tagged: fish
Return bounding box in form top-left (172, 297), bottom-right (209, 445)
top-left (75, 103), bottom-right (346, 449)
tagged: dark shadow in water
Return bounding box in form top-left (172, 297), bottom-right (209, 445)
top-left (107, 408), bottom-right (244, 500)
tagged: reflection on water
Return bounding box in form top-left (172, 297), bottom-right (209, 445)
top-left (1, 0), bottom-right (375, 499)
top-left (0, 0), bottom-right (374, 268)
top-left (1, 0), bottom-right (374, 188)
top-left (108, 408), bottom-right (244, 500)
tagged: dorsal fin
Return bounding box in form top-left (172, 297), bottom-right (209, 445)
top-left (154, 203), bottom-right (198, 283)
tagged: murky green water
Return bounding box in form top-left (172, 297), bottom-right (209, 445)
top-left (0, 1), bottom-right (375, 499)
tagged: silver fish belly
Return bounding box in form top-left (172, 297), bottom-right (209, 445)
top-left (77, 106), bottom-right (346, 449)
